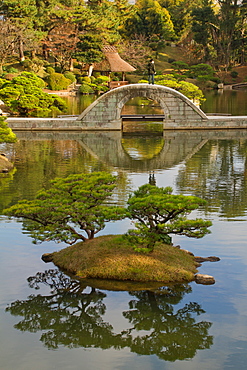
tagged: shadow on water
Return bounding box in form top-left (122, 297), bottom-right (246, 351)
top-left (6, 269), bottom-right (213, 360)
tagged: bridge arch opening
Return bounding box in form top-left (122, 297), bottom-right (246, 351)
top-left (121, 96), bottom-right (164, 132)
top-left (121, 97), bottom-right (163, 115)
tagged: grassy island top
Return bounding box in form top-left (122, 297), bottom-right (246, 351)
top-left (50, 235), bottom-right (198, 284)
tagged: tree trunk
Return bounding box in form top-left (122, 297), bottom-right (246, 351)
top-left (19, 37), bottom-right (25, 62)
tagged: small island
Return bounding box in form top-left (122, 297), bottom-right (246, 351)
top-left (4, 172), bottom-right (216, 285)
top-left (43, 235), bottom-right (198, 283)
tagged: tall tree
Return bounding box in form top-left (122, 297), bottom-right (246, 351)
top-left (124, 0), bottom-right (175, 40)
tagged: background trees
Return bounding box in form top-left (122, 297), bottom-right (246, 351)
top-left (124, 0), bottom-right (175, 40)
top-left (0, 0), bottom-right (247, 90)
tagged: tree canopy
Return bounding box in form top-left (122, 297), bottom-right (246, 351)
top-left (3, 172), bottom-right (126, 244)
top-left (126, 184), bottom-right (212, 251)
top-left (0, 0), bottom-right (246, 78)
top-left (4, 174), bottom-right (212, 252)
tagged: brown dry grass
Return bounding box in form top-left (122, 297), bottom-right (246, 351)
top-left (51, 235), bottom-right (197, 283)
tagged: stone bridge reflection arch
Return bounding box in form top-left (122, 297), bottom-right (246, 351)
top-left (77, 131), bottom-right (207, 171)
top-left (76, 84), bottom-right (208, 130)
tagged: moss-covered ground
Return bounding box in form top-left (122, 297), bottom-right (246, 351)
top-left (50, 235), bottom-right (198, 284)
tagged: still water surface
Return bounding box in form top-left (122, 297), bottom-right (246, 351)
top-left (1, 91), bottom-right (247, 369)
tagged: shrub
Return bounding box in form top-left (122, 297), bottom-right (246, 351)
top-left (3, 66), bottom-right (19, 74)
top-left (0, 73), bottom-right (68, 117)
top-left (0, 78), bottom-right (7, 88)
top-left (95, 85), bottom-right (108, 93)
top-left (95, 76), bottom-right (109, 84)
top-left (158, 79), bottom-right (180, 89)
top-left (171, 61), bottom-right (189, 72)
top-left (46, 66), bottom-right (55, 74)
top-left (12, 72), bottom-right (46, 89)
top-left (197, 75), bottom-right (213, 82)
top-left (230, 70), bottom-right (238, 78)
top-left (46, 72), bottom-right (71, 90)
top-left (0, 117), bottom-right (17, 143)
top-left (189, 63), bottom-right (214, 78)
top-left (63, 71), bottom-right (76, 83)
top-left (79, 83), bottom-right (94, 94)
top-left (178, 81), bottom-right (205, 102)
top-left (81, 76), bottom-right (91, 84)
top-left (156, 76), bottom-right (205, 103)
top-left (155, 74), bottom-right (176, 81)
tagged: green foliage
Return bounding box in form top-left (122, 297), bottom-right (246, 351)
top-left (0, 72), bottom-right (67, 117)
top-left (3, 66), bottom-right (19, 74)
top-left (230, 70), bottom-right (238, 78)
top-left (46, 66), bottom-right (55, 75)
top-left (3, 172), bottom-right (126, 245)
top-left (79, 83), bottom-right (95, 94)
top-left (126, 184), bottom-right (212, 251)
top-left (0, 117), bottom-right (17, 143)
top-left (46, 72), bottom-right (72, 91)
top-left (0, 78), bottom-right (7, 88)
top-left (81, 76), bottom-right (92, 84)
top-left (12, 72), bottom-right (46, 89)
top-left (63, 71), bottom-right (76, 83)
top-left (124, 0), bottom-right (175, 40)
top-left (95, 76), bottom-right (109, 84)
top-left (171, 61), bottom-right (189, 73)
top-left (178, 81), bottom-right (205, 102)
top-left (189, 64), bottom-right (214, 79)
top-left (148, 74), bottom-right (205, 103)
top-left (75, 34), bottom-right (104, 65)
top-left (78, 75), bottom-right (110, 94)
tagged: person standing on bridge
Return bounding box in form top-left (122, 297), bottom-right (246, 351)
top-left (147, 58), bottom-right (156, 84)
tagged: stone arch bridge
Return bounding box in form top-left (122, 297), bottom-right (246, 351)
top-left (7, 84), bottom-right (247, 131)
top-left (77, 83), bottom-right (208, 130)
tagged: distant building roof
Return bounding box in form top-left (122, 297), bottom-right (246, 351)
top-left (101, 46), bottom-right (136, 73)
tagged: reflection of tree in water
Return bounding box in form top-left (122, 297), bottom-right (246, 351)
top-left (124, 290), bottom-right (212, 361)
top-left (6, 270), bottom-right (213, 360)
top-left (176, 140), bottom-right (247, 217)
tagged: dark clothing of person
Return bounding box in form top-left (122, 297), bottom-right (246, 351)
top-left (147, 60), bottom-right (156, 84)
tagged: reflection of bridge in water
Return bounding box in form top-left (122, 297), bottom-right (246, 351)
top-left (15, 129), bottom-right (247, 172)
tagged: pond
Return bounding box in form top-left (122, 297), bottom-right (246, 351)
top-left (1, 90), bottom-right (247, 369)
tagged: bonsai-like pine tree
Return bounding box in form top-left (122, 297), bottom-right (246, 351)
top-left (0, 117), bottom-right (17, 143)
top-left (126, 184), bottom-right (212, 251)
top-left (4, 172), bottom-right (126, 245)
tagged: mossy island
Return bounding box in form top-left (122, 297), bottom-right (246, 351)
top-left (43, 235), bottom-right (198, 284)
top-left (4, 172), bottom-right (216, 285)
